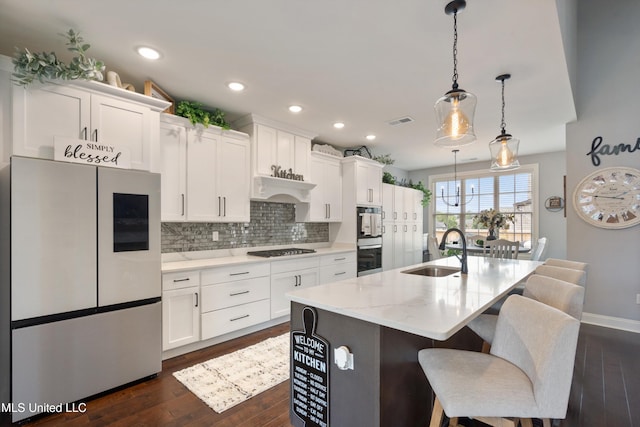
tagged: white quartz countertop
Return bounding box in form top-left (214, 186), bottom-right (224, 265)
top-left (287, 256), bottom-right (543, 341)
top-left (161, 245), bottom-right (356, 273)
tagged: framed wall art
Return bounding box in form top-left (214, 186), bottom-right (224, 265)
top-left (144, 80), bottom-right (174, 114)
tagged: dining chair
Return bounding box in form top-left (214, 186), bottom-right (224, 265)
top-left (484, 239), bottom-right (520, 259)
top-left (468, 274), bottom-right (585, 349)
top-left (530, 237), bottom-right (548, 261)
top-left (544, 258), bottom-right (588, 272)
top-left (419, 295), bottom-right (580, 427)
top-left (535, 264), bottom-right (587, 286)
top-left (427, 235), bottom-right (442, 260)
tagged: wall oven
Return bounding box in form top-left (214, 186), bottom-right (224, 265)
top-left (357, 206), bottom-right (383, 276)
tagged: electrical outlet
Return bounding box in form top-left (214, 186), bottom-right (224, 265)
top-left (637, 294), bottom-right (640, 305)
top-left (212, 231), bottom-right (219, 241)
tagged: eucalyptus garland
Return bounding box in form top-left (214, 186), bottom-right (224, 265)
top-left (12, 29), bottom-right (105, 86)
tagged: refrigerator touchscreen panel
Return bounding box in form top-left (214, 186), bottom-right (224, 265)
top-left (113, 193), bottom-right (149, 252)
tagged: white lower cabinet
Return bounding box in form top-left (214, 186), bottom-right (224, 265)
top-left (200, 262), bottom-right (271, 340)
top-left (162, 271), bottom-right (201, 351)
top-left (319, 252), bottom-right (357, 284)
top-left (162, 251), bottom-right (354, 353)
top-left (270, 257), bottom-right (320, 318)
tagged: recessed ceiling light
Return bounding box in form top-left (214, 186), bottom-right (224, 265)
top-left (366, 135), bottom-right (376, 141)
top-left (228, 82), bottom-right (245, 92)
top-left (137, 46), bottom-right (161, 60)
top-left (289, 105), bottom-right (302, 113)
top-left (333, 122), bottom-right (345, 129)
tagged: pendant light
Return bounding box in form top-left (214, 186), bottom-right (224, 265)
top-left (440, 149), bottom-right (474, 207)
top-left (489, 74), bottom-right (520, 171)
top-left (435, 0), bottom-right (477, 147)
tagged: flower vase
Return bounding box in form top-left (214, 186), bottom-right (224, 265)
top-left (486, 228), bottom-right (497, 241)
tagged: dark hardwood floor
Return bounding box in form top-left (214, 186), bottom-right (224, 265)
top-left (5, 322), bottom-right (639, 427)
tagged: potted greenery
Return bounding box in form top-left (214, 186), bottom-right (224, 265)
top-left (12, 29), bottom-right (105, 86)
top-left (175, 101), bottom-right (231, 129)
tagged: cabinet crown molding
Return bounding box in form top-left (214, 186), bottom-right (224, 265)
top-left (233, 113), bottom-right (318, 140)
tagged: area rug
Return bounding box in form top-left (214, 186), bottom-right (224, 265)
top-left (173, 333), bottom-right (290, 413)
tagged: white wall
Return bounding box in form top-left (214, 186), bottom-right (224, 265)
top-left (566, 0), bottom-right (640, 324)
top-left (408, 151), bottom-right (568, 260)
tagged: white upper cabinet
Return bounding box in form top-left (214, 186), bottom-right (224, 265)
top-left (159, 114), bottom-right (250, 222)
top-left (298, 152), bottom-right (342, 222)
top-left (250, 123), bottom-right (312, 179)
top-left (159, 120), bottom-right (187, 221)
top-left (234, 114), bottom-right (317, 202)
top-left (8, 79), bottom-right (168, 171)
top-left (217, 134), bottom-right (251, 222)
top-left (186, 127), bottom-right (220, 222)
top-left (347, 157), bottom-right (383, 206)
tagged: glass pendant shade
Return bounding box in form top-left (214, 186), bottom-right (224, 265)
top-left (435, 89), bottom-right (477, 147)
top-left (489, 133), bottom-right (520, 171)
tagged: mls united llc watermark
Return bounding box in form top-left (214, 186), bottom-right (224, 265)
top-left (1, 402), bottom-right (87, 414)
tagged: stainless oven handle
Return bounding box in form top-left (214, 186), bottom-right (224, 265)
top-left (358, 244), bottom-right (382, 250)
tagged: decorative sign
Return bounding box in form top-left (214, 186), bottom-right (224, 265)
top-left (544, 196), bottom-right (564, 212)
top-left (272, 165), bottom-right (304, 181)
top-left (292, 307), bottom-right (330, 427)
top-left (54, 137), bottom-right (130, 169)
top-left (587, 136), bottom-right (640, 166)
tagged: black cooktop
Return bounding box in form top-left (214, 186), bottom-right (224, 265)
top-left (247, 248), bottom-right (317, 257)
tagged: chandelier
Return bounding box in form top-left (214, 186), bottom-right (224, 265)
top-left (440, 149), bottom-right (474, 207)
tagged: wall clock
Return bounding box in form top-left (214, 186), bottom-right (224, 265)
top-left (572, 166), bottom-right (640, 229)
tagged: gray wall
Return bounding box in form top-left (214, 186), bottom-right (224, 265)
top-left (408, 151), bottom-right (568, 260)
top-left (565, 0), bottom-right (640, 321)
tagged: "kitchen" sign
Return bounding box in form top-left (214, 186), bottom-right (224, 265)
top-left (54, 137), bottom-right (131, 169)
top-left (271, 165), bottom-right (304, 181)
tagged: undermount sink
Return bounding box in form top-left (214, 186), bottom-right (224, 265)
top-left (402, 266), bottom-right (461, 277)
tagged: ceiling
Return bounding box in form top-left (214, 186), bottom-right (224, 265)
top-left (0, 0), bottom-right (576, 171)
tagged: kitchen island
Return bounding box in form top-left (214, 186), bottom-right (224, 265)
top-left (286, 255), bottom-right (543, 427)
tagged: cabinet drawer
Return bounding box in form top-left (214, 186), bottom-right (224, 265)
top-left (201, 276), bottom-right (270, 313)
top-left (271, 257), bottom-right (319, 274)
top-left (162, 271), bottom-right (200, 291)
top-left (201, 262), bottom-right (270, 285)
top-left (320, 262), bottom-right (357, 284)
top-left (201, 299), bottom-right (270, 340)
top-left (320, 251), bottom-right (356, 266)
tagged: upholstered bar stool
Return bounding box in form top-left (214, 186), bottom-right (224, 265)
top-left (530, 237), bottom-right (548, 261)
top-left (468, 274), bottom-right (585, 349)
top-left (544, 258), bottom-right (588, 272)
top-left (419, 295), bottom-right (580, 427)
top-left (534, 265), bottom-right (587, 286)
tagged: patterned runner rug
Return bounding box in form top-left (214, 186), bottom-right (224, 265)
top-left (173, 333), bottom-right (290, 413)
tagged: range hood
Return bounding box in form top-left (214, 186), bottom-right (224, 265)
top-left (252, 175), bottom-right (317, 204)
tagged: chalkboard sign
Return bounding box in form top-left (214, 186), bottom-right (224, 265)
top-left (291, 307), bottom-right (330, 427)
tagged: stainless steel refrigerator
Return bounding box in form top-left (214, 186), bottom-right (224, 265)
top-left (0, 156), bottom-right (161, 422)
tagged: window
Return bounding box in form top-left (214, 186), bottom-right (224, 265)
top-left (430, 165), bottom-right (538, 248)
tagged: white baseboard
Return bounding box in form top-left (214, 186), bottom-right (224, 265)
top-left (162, 317), bottom-right (289, 361)
top-left (581, 312), bottom-right (640, 333)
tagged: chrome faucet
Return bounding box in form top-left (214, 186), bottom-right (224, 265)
top-left (438, 227), bottom-right (468, 274)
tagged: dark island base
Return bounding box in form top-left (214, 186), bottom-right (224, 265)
top-left (289, 302), bottom-right (483, 427)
